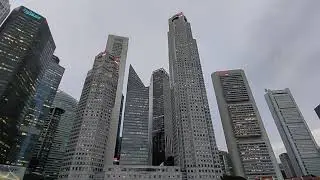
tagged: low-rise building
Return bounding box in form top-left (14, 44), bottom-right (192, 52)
top-left (95, 165), bottom-right (182, 180)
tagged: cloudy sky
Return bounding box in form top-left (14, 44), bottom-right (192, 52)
top-left (11, 0), bottom-right (320, 159)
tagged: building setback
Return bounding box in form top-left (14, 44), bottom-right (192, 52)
top-left (13, 55), bottom-right (64, 166)
top-left (0, 0), bottom-right (9, 24)
top-left (279, 153), bottom-right (296, 178)
top-left (0, 6), bottom-right (55, 164)
top-left (212, 69), bottom-right (281, 180)
top-left (58, 35), bottom-right (128, 180)
top-left (42, 90), bottom-right (77, 179)
top-left (265, 88), bottom-right (320, 176)
top-left (168, 12), bottom-right (222, 179)
top-left (149, 68), bottom-right (173, 166)
top-left (120, 65), bottom-right (149, 165)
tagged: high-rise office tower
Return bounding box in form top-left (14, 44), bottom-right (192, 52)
top-left (114, 95), bottom-right (124, 162)
top-left (218, 151), bottom-right (233, 176)
top-left (42, 90), bottom-right (77, 179)
top-left (0, 6), bottom-right (55, 164)
top-left (168, 12), bottom-right (222, 179)
top-left (12, 55), bottom-right (64, 166)
top-left (315, 104), bottom-right (320, 119)
top-left (212, 70), bottom-right (281, 180)
top-left (59, 35), bottom-right (128, 180)
top-left (120, 65), bottom-right (149, 165)
top-left (265, 88), bottom-right (320, 176)
top-left (149, 68), bottom-right (173, 166)
top-left (0, 0), bottom-right (9, 24)
top-left (28, 107), bottom-right (65, 174)
top-left (279, 153), bottom-right (296, 178)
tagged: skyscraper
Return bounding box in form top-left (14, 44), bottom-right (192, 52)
top-left (120, 65), bottom-right (149, 165)
top-left (0, 0), bottom-right (9, 24)
top-left (12, 55), bottom-right (64, 166)
top-left (149, 68), bottom-right (173, 166)
top-left (212, 70), bottom-right (281, 180)
top-left (59, 35), bottom-right (128, 180)
top-left (43, 90), bottom-right (77, 179)
top-left (218, 151), bottom-right (233, 176)
top-left (265, 88), bottom-right (320, 176)
top-left (279, 153), bottom-right (296, 178)
top-left (28, 107), bottom-right (65, 175)
top-left (0, 6), bottom-right (56, 164)
top-left (315, 104), bottom-right (320, 119)
top-left (114, 95), bottom-right (124, 162)
top-left (168, 12), bottom-right (222, 179)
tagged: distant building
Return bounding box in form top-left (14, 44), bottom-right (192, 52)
top-left (120, 65), bottom-right (149, 165)
top-left (0, 0), bottom-right (10, 24)
top-left (265, 88), bottom-right (320, 176)
top-left (279, 163), bottom-right (287, 179)
top-left (42, 90), bottom-right (77, 179)
top-left (212, 69), bottom-right (282, 180)
top-left (219, 151), bottom-right (233, 176)
top-left (0, 6), bottom-right (55, 164)
top-left (279, 153), bottom-right (296, 178)
top-left (58, 35), bottom-right (128, 180)
top-left (315, 105), bottom-right (320, 119)
top-left (28, 107), bottom-right (65, 175)
top-left (149, 68), bottom-right (173, 166)
top-left (95, 165), bottom-right (182, 180)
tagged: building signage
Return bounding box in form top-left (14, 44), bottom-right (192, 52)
top-left (23, 8), bottom-right (41, 20)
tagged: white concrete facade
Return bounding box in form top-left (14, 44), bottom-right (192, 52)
top-left (58, 35), bottom-right (128, 180)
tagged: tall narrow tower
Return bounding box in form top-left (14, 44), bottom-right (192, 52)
top-left (59, 35), bottom-right (128, 180)
top-left (120, 65), bottom-right (149, 165)
top-left (265, 88), bottom-right (320, 176)
top-left (168, 12), bottom-right (221, 180)
top-left (149, 68), bottom-right (173, 166)
top-left (212, 69), bottom-right (282, 180)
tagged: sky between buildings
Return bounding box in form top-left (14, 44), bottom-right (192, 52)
top-left (10, 0), bottom-right (320, 160)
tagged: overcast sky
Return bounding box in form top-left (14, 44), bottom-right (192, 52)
top-left (11, 0), bottom-right (320, 159)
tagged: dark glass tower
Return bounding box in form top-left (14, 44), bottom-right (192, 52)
top-left (114, 94), bottom-right (124, 162)
top-left (120, 65), bottom-right (150, 165)
top-left (28, 107), bottom-right (65, 175)
top-left (0, 6), bottom-right (56, 164)
top-left (13, 55), bottom-right (64, 166)
top-left (149, 68), bottom-right (173, 166)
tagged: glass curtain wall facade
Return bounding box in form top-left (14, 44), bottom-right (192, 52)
top-left (212, 70), bottom-right (281, 180)
top-left (0, 0), bottom-right (9, 24)
top-left (265, 88), bottom-right (320, 176)
top-left (13, 55), bottom-right (64, 166)
top-left (0, 6), bottom-right (55, 164)
top-left (42, 90), bottom-right (78, 179)
top-left (149, 68), bottom-right (173, 166)
top-left (120, 65), bottom-right (149, 165)
top-left (168, 12), bottom-right (222, 180)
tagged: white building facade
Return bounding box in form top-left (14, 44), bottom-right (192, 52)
top-left (58, 35), bottom-right (128, 180)
top-left (212, 70), bottom-right (282, 180)
top-left (168, 12), bottom-right (222, 180)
